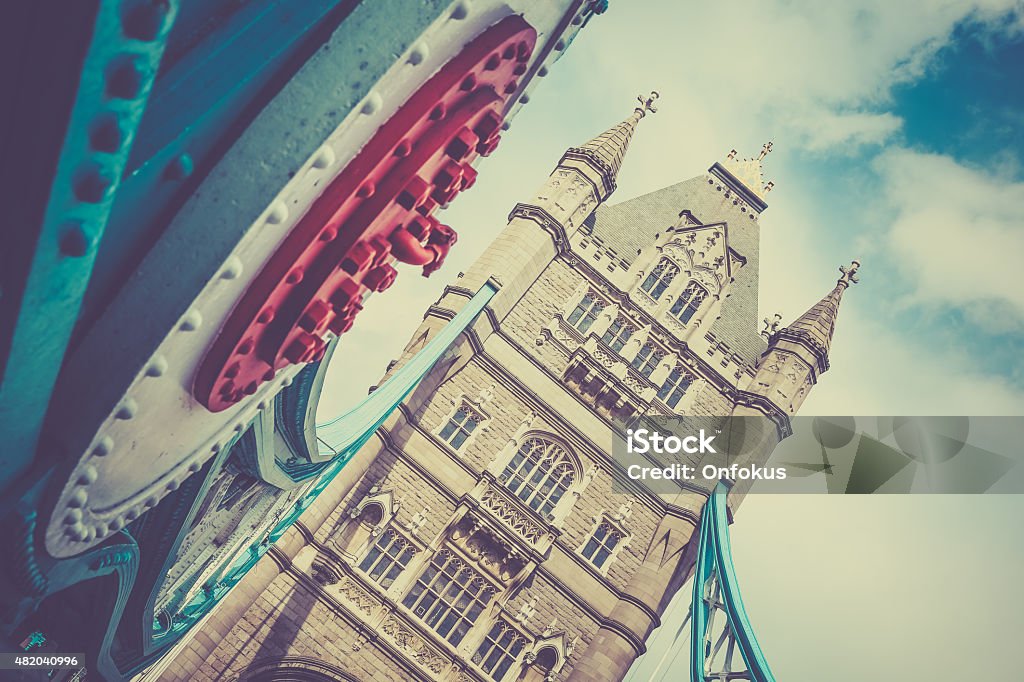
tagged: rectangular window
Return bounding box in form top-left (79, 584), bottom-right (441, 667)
top-left (582, 522), bottom-right (621, 569)
top-left (473, 621), bottom-right (526, 681)
top-left (439, 404), bottom-right (481, 450)
top-left (641, 259), bottom-right (679, 301)
top-left (357, 528), bottom-right (415, 589)
top-left (669, 281), bottom-right (708, 325)
top-left (657, 366), bottom-right (693, 409)
top-left (566, 292), bottom-right (604, 334)
top-left (601, 317), bottom-right (634, 352)
top-left (402, 550), bottom-right (494, 646)
top-left (631, 344), bottom-right (663, 378)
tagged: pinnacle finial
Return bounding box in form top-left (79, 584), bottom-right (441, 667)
top-left (758, 141), bottom-right (774, 161)
top-left (761, 312), bottom-right (783, 340)
top-left (636, 90), bottom-right (659, 117)
top-left (838, 259), bottom-right (861, 287)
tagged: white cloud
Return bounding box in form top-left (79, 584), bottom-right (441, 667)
top-left (874, 148), bottom-right (1024, 320)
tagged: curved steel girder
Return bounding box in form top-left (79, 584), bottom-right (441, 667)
top-left (41, 0), bottom-right (585, 561)
top-left (0, 506), bottom-right (140, 682)
top-left (690, 483), bottom-right (774, 682)
top-left (0, 0), bottom-right (178, 498)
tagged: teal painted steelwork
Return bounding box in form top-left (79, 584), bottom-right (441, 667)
top-left (690, 483), bottom-right (775, 682)
top-left (0, 0), bottom-right (178, 495)
top-left (169, 284), bottom-right (496, 635)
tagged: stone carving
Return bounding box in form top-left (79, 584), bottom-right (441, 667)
top-left (592, 347), bottom-right (617, 370)
top-left (480, 485), bottom-right (546, 545)
top-left (381, 613), bottom-right (450, 675)
top-left (337, 575), bottom-right (380, 616)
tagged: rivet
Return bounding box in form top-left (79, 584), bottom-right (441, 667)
top-left (59, 222), bottom-right (91, 257)
top-left (257, 309), bottom-right (274, 324)
top-left (67, 523), bottom-right (87, 541)
top-left (89, 113), bottom-right (123, 153)
top-left (92, 436), bottom-right (114, 457)
top-left (166, 479), bottom-right (180, 492)
top-left (538, 66), bottom-right (549, 77)
top-left (501, 121), bottom-right (511, 131)
top-left (266, 200), bottom-right (288, 225)
top-left (126, 508), bottom-right (139, 521)
top-left (78, 465), bottom-right (99, 486)
top-left (312, 145), bottom-right (335, 169)
top-left (257, 400), bottom-right (268, 411)
top-left (116, 397), bottom-right (138, 420)
top-left (180, 309), bottom-right (202, 331)
top-left (554, 39), bottom-right (566, 51)
top-left (234, 423), bottom-right (244, 433)
top-left (65, 509), bottom-right (83, 525)
top-left (520, 94), bottom-right (530, 104)
top-left (83, 527), bottom-right (96, 542)
top-left (121, 0), bottom-right (170, 41)
top-left (164, 153), bottom-right (194, 181)
top-left (73, 163), bottom-right (113, 203)
top-left (407, 42), bottom-right (429, 65)
top-left (220, 256), bottom-right (243, 280)
top-left (360, 91), bottom-right (383, 115)
top-left (68, 489), bottom-right (89, 508)
top-left (188, 461), bottom-right (202, 473)
top-left (144, 496), bottom-right (158, 509)
top-left (105, 56), bottom-right (146, 99)
top-left (108, 517), bottom-right (124, 532)
top-left (146, 355), bottom-right (168, 377)
top-left (451, 0), bottom-right (471, 20)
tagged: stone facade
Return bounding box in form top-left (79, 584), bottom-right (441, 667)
top-left (157, 99), bottom-right (854, 682)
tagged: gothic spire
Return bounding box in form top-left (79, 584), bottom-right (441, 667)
top-left (770, 260), bottom-right (860, 373)
top-left (561, 91), bottom-right (658, 199)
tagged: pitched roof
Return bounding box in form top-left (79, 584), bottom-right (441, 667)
top-left (582, 174), bottom-right (767, 363)
top-left (776, 261), bottom-right (859, 372)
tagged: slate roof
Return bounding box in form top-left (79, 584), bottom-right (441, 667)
top-left (582, 174), bottom-right (768, 363)
top-left (567, 109), bottom-right (645, 188)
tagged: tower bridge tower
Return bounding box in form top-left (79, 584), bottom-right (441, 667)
top-left (161, 95), bottom-right (857, 681)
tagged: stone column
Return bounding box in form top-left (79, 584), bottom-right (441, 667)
top-left (567, 513), bottom-right (698, 681)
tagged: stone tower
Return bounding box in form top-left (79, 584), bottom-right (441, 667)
top-left (160, 97), bottom-right (855, 681)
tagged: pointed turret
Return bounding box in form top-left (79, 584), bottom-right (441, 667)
top-left (560, 91), bottom-right (659, 200)
top-left (772, 260), bottom-right (859, 374)
top-left (744, 261), bottom-right (860, 415)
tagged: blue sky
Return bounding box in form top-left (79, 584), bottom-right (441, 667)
top-left (318, 1), bottom-right (1024, 680)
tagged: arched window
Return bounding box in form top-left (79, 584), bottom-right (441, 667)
top-left (402, 550), bottom-right (494, 646)
top-left (601, 316), bottom-right (634, 352)
top-left (473, 620), bottom-right (527, 681)
top-left (641, 258), bottom-right (678, 300)
top-left (519, 647), bottom-right (558, 682)
top-left (566, 291), bottom-right (604, 334)
top-left (243, 656), bottom-right (361, 681)
top-left (669, 280), bottom-right (709, 324)
top-left (631, 344), bottom-right (663, 379)
top-left (657, 365), bottom-right (693, 409)
top-left (582, 522), bottom-right (622, 569)
top-left (439, 402), bottom-right (483, 450)
top-left (500, 437), bottom-right (576, 518)
top-left (357, 527), bottom-right (416, 589)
